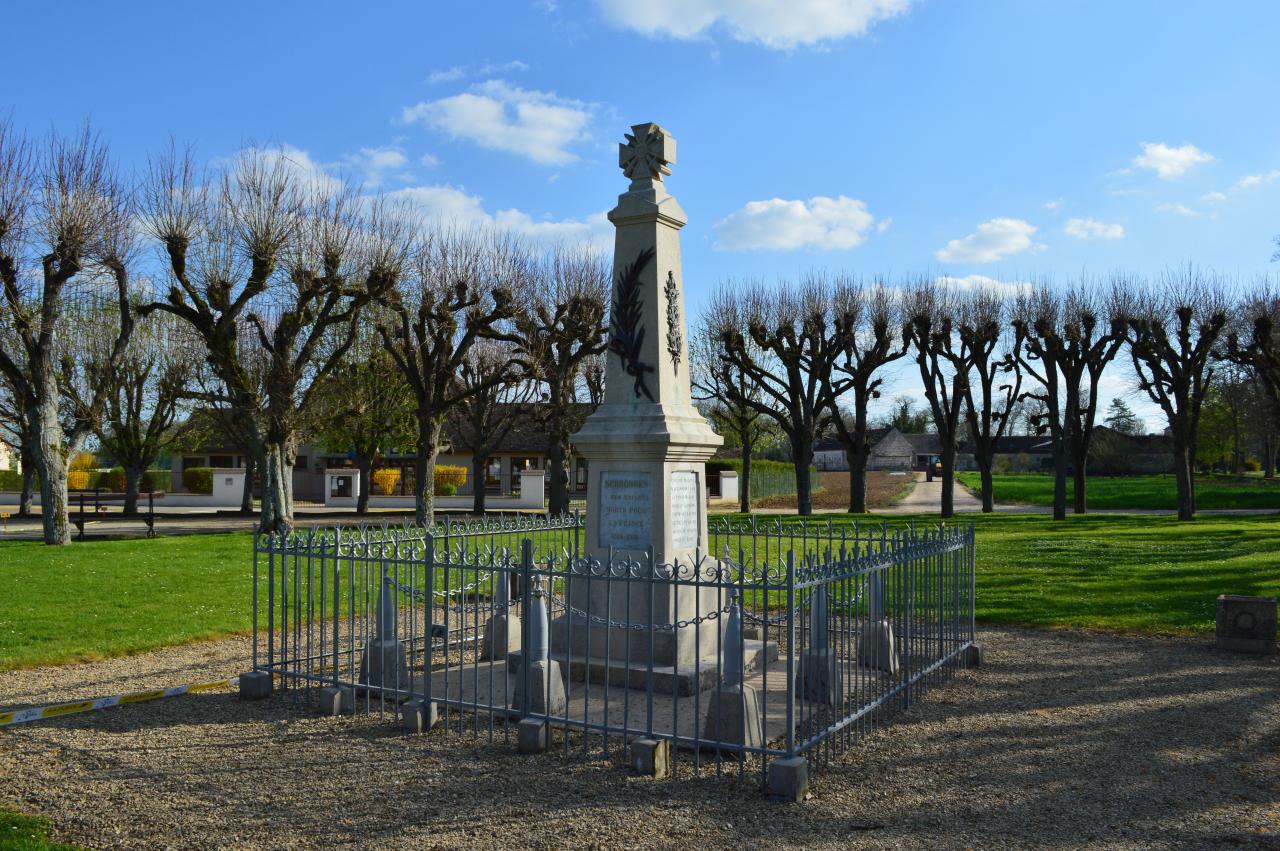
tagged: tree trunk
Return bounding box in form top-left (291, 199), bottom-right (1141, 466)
top-left (1265, 433), bottom-right (1275, 479)
top-left (414, 416), bottom-right (442, 526)
top-left (18, 453), bottom-right (34, 518)
top-left (793, 434), bottom-right (814, 517)
top-left (471, 453), bottom-right (488, 515)
top-left (356, 455), bottom-right (372, 515)
top-left (546, 440), bottom-right (568, 516)
top-left (847, 448), bottom-right (869, 514)
top-left (1051, 434), bottom-right (1067, 521)
top-left (940, 443), bottom-right (956, 519)
top-left (260, 440), bottom-right (296, 534)
top-left (240, 451), bottom-right (257, 515)
top-left (1072, 462), bottom-right (1088, 515)
top-left (739, 449), bottom-right (751, 514)
top-left (123, 466), bottom-right (142, 515)
top-left (31, 394), bottom-right (70, 545)
top-left (1173, 439), bottom-right (1195, 521)
top-left (979, 461), bottom-right (994, 513)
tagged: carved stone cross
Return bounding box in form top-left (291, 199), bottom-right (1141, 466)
top-left (619, 122), bottom-right (676, 182)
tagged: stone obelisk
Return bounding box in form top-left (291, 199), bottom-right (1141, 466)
top-left (556, 123), bottom-right (725, 691)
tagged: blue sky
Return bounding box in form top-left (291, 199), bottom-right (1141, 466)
top-left (8, 0), bottom-right (1280, 426)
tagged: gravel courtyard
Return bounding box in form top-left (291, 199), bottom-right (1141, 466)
top-left (2, 628), bottom-right (1277, 850)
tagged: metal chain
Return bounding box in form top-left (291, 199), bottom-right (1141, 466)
top-left (543, 591), bottom-right (733, 632)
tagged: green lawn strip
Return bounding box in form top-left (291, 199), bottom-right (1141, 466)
top-left (0, 533), bottom-right (257, 671)
top-left (0, 809), bottom-right (79, 851)
top-left (956, 472), bottom-right (1280, 510)
top-left (2, 513), bottom-right (1275, 671)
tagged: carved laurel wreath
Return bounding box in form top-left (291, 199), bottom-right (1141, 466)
top-left (608, 246), bottom-right (656, 401)
top-left (664, 271), bottom-right (682, 374)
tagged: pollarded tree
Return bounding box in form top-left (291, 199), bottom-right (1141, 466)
top-left (0, 124), bottom-right (137, 544)
top-left (691, 296), bottom-right (768, 514)
top-left (1126, 270), bottom-right (1229, 520)
top-left (0, 330), bottom-right (36, 516)
top-left (906, 282), bottom-right (967, 519)
top-left (300, 309), bottom-right (415, 514)
top-left (143, 147), bottom-right (405, 532)
top-left (94, 310), bottom-right (201, 514)
top-left (448, 339), bottom-right (534, 515)
top-left (514, 246), bottom-right (609, 516)
top-left (956, 288), bottom-right (1021, 513)
top-left (714, 276), bottom-right (848, 516)
top-left (825, 280), bottom-right (909, 514)
top-left (378, 228), bottom-right (524, 525)
top-left (1228, 284), bottom-right (1280, 421)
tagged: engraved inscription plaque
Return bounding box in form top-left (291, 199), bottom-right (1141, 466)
top-left (599, 471), bottom-right (652, 549)
top-left (669, 470), bottom-right (699, 550)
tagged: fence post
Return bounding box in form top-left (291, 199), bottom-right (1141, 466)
top-left (784, 548), bottom-right (796, 758)
top-left (519, 538), bottom-right (533, 717)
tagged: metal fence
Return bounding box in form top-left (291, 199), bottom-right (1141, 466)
top-left (251, 513), bottom-right (976, 788)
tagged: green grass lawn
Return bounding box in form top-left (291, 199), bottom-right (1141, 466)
top-left (0, 533), bottom-right (256, 671)
top-left (0, 809), bottom-right (78, 850)
top-left (2, 513), bottom-right (1277, 671)
top-left (957, 472), bottom-right (1280, 510)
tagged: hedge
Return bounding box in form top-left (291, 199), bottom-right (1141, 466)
top-left (95, 468), bottom-right (163, 493)
top-left (372, 468), bottom-right (400, 496)
top-left (0, 469), bottom-right (21, 490)
top-left (182, 467), bottom-right (214, 495)
top-left (435, 465), bottom-right (467, 495)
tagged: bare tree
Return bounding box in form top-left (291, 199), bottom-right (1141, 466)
top-left (714, 277), bottom-right (845, 516)
top-left (448, 340), bottom-right (534, 514)
top-left (906, 283), bottom-right (967, 518)
top-left (303, 311), bottom-right (414, 513)
top-left (955, 288), bottom-right (1021, 512)
top-left (378, 228), bottom-right (522, 525)
top-left (0, 125), bottom-right (137, 544)
top-left (1127, 271), bottom-right (1229, 520)
top-left (514, 246), bottom-right (608, 516)
top-left (825, 281), bottom-right (909, 513)
top-left (1228, 283), bottom-right (1280, 421)
top-left (691, 300), bottom-right (768, 514)
top-left (143, 146), bottom-right (402, 532)
top-left (0, 329), bottom-right (36, 515)
top-left (94, 311), bottom-right (201, 513)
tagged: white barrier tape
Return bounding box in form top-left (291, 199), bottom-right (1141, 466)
top-left (0, 676), bottom-right (240, 728)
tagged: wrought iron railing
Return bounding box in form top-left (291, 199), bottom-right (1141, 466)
top-left (251, 514), bottom-right (976, 790)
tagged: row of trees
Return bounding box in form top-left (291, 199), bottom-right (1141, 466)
top-left (0, 127), bottom-right (611, 544)
top-left (693, 270), bottom-right (1280, 522)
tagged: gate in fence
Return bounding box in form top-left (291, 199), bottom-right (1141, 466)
top-left (249, 513), bottom-right (977, 793)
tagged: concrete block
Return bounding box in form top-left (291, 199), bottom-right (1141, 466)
top-left (400, 698), bottom-right (439, 734)
top-left (702, 684), bottom-right (763, 755)
top-left (743, 625), bottom-right (764, 642)
top-left (1216, 595), bottom-right (1277, 654)
top-left (857, 619), bottom-right (900, 674)
top-left (358, 639), bottom-right (409, 690)
top-left (480, 611), bottom-right (522, 661)
top-left (630, 737), bottom-right (671, 778)
top-left (963, 641), bottom-right (985, 668)
top-left (799, 648), bottom-right (843, 705)
top-left (319, 686), bottom-right (344, 716)
top-left (511, 659), bottom-right (567, 717)
top-left (766, 756), bottom-right (810, 802)
top-left (238, 670), bottom-right (272, 700)
top-left (517, 717), bottom-right (548, 753)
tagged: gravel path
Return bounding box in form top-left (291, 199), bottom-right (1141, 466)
top-left (2, 628), bottom-right (1277, 850)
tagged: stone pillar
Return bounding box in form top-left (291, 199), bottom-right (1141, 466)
top-left (554, 123), bottom-right (725, 687)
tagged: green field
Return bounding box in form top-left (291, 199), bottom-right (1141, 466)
top-left (957, 472), bottom-right (1280, 511)
top-left (3, 513), bottom-right (1277, 671)
top-left (0, 809), bottom-right (77, 850)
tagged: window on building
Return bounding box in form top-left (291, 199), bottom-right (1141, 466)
top-left (182, 456), bottom-right (206, 470)
top-left (210, 455), bottom-right (234, 468)
top-left (294, 455), bottom-right (308, 471)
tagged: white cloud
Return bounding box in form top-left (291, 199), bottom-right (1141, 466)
top-left (935, 218), bottom-right (1040, 264)
top-left (935, 275), bottom-right (1032, 300)
top-left (593, 0), bottom-right (913, 49)
top-left (876, 217), bottom-right (893, 235)
top-left (428, 61), bottom-right (530, 86)
top-left (1155, 202), bottom-right (1200, 217)
top-left (384, 184), bottom-right (611, 251)
top-left (1131, 142), bottom-right (1214, 180)
top-left (713, 195), bottom-right (877, 251)
top-left (1064, 217), bottom-right (1124, 240)
top-left (401, 80), bottom-right (593, 166)
top-left (1200, 191), bottom-right (1228, 204)
top-left (336, 145), bottom-right (412, 188)
top-left (1044, 199), bottom-right (1064, 211)
top-left (418, 153), bottom-right (441, 169)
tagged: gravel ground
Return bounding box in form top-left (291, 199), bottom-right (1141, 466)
top-left (1, 628), bottom-right (1277, 850)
